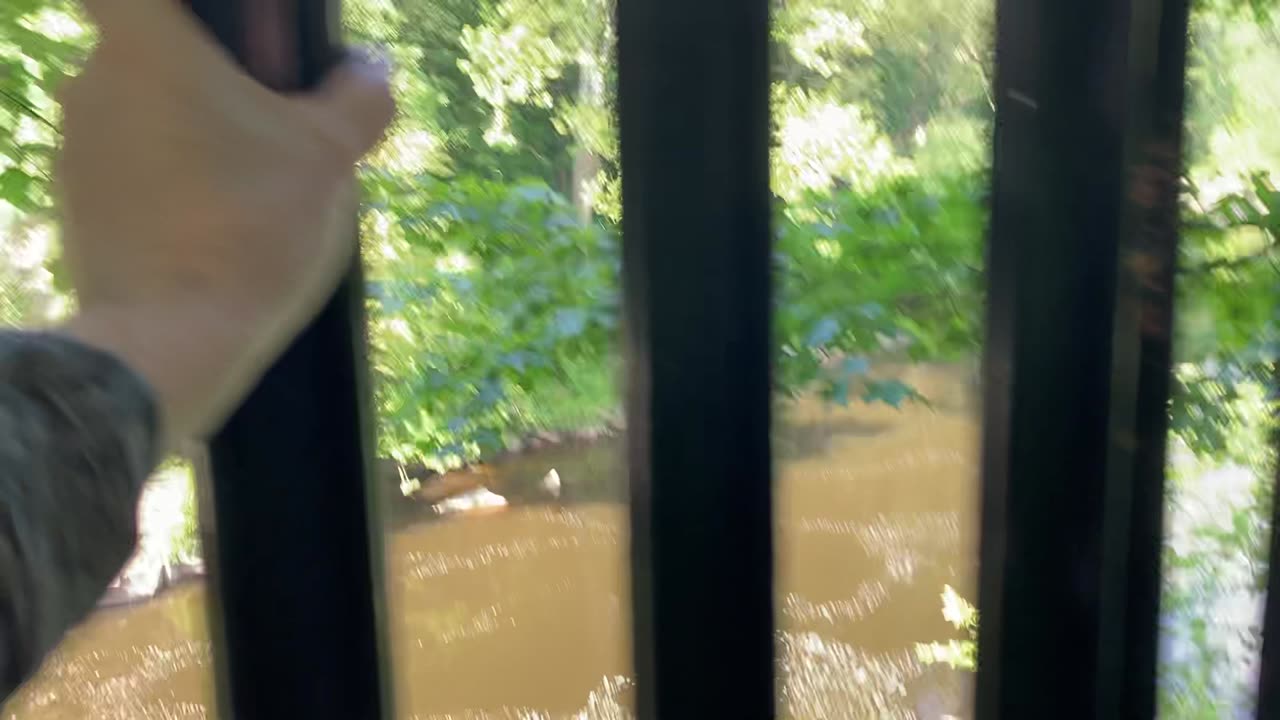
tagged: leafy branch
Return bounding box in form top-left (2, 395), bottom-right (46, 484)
top-left (1180, 237), bottom-right (1280, 273)
top-left (0, 87), bottom-right (57, 132)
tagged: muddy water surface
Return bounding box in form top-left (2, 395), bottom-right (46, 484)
top-left (3, 365), bottom-right (982, 719)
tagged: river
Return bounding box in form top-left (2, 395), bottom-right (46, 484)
top-left (3, 364), bottom-right (989, 719)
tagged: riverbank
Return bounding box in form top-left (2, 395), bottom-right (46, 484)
top-left (102, 421), bottom-right (626, 610)
top-left (102, 361), bottom-right (977, 610)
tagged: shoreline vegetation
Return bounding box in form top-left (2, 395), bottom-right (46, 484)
top-left (109, 357), bottom-right (978, 610)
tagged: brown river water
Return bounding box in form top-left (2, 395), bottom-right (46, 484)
top-left (2, 364), bottom-right (982, 719)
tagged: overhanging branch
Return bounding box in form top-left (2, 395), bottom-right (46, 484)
top-left (1180, 238), bottom-right (1279, 273)
top-left (0, 89), bottom-right (57, 132)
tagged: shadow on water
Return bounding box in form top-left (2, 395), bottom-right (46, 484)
top-left (4, 363), bottom-right (984, 720)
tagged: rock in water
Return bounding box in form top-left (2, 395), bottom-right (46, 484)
top-left (432, 487), bottom-right (509, 516)
top-left (541, 468), bottom-right (562, 499)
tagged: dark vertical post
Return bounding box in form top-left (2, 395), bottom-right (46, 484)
top-left (1117, 0), bottom-right (1192, 715)
top-left (975, 0), bottom-right (1188, 714)
top-left (1258, 362), bottom-right (1280, 719)
top-left (185, 1), bottom-right (393, 718)
top-left (617, 0), bottom-right (775, 716)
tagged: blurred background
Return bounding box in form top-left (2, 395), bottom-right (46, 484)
top-left (0, 0), bottom-right (1275, 717)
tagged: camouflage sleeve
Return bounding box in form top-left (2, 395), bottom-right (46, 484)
top-left (0, 331), bottom-right (160, 698)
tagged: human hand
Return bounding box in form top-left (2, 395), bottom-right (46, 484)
top-left (58, 0), bottom-right (395, 444)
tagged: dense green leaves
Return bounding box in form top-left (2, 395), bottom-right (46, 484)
top-left (364, 172), bottom-right (618, 467)
top-left (365, 167), bottom-right (986, 468)
top-left (772, 174), bottom-right (985, 410)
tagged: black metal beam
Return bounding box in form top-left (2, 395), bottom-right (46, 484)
top-left (1258, 361), bottom-right (1280, 719)
top-left (975, 0), bottom-right (1188, 714)
top-left (185, 1), bottom-right (393, 718)
top-left (1117, 0), bottom-right (1192, 715)
top-left (617, 0), bottom-right (775, 716)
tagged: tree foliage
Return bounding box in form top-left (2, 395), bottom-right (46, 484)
top-left (364, 171), bottom-right (620, 465)
top-left (0, 0), bottom-right (1271, 484)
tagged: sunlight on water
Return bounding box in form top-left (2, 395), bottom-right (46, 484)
top-left (2, 585), bottom-right (214, 720)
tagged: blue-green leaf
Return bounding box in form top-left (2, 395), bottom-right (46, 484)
top-left (862, 379), bottom-right (915, 408)
top-left (554, 308), bottom-right (588, 337)
top-left (841, 356), bottom-right (870, 377)
top-left (806, 316), bottom-right (840, 348)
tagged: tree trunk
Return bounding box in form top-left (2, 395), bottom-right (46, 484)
top-left (571, 58), bottom-right (606, 223)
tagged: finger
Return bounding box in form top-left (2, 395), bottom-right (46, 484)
top-left (76, 0), bottom-right (120, 31)
top-left (78, 0), bottom-right (179, 39)
top-left (298, 50), bottom-right (397, 164)
top-left (79, 0), bottom-right (228, 79)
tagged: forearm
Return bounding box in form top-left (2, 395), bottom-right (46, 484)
top-left (64, 301), bottom-right (275, 445)
top-left (0, 329), bottom-right (160, 697)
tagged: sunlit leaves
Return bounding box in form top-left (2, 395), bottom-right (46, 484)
top-left (1175, 177), bottom-right (1278, 461)
top-left (457, 0), bottom-right (614, 189)
top-left (771, 87), bottom-right (908, 201)
top-left (0, 0), bottom-right (88, 326)
top-left (778, 6), bottom-right (871, 78)
top-left (915, 585), bottom-right (978, 671)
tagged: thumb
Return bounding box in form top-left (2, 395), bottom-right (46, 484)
top-left (299, 50), bottom-right (397, 165)
top-left (78, 0), bottom-right (161, 37)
